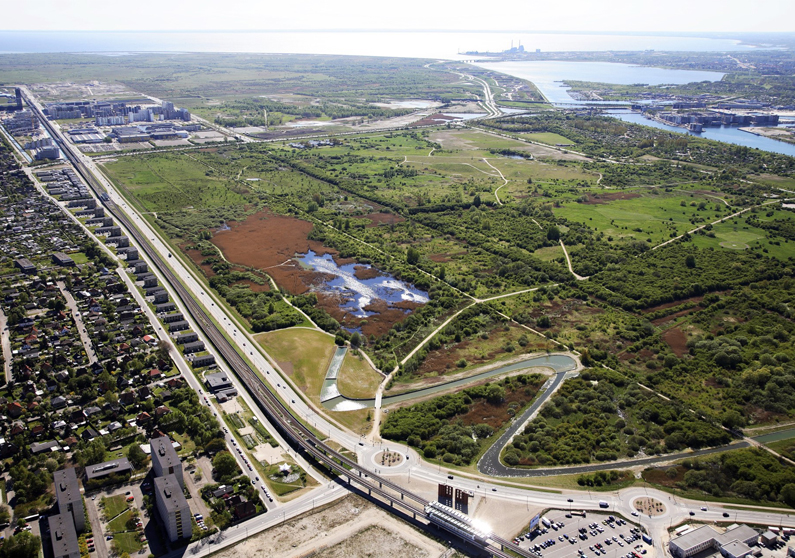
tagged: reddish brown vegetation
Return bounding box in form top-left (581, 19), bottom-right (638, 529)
top-left (459, 379), bottom-right (544, 432)
top-left (207, 209), bottom-right (422, 337)
top-left (411, 113), bottom-right (460, 127)
top-left (182, 243), bottom-right (217, 278)
top-left (353, 266), bottom-right (380, 280)
top-left (642, 295), bottom-right (705, 314)
top-left (210, 209), bottom-right (333, 295)
top-left (581, 192), bottom-right (641, 205)
top-left (663, 328), bottom-right (688, 357)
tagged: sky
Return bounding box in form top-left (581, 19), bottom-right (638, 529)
top-left (3, 0), bottom-right (794, 33)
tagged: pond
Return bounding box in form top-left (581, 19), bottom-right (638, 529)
top-left (296, 250), bottom-right (429, 320)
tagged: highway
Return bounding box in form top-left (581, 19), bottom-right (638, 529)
top-left (21, 88), bottom-right (537, 558)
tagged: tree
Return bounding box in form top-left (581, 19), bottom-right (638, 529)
top-left (204, 438), bottom-right (227, 455)
top-left (546, 226), bottom-right (560, 241)
top-left (350, 332), bottom-right (362, 349)
top-left (685, 254), bottom-right (696, 268)
top-left (406, 247), bottom-right (420, 265)
top-left (77, 438), bottom-right (107, 467)
top-left (485, 384), bottom-right (506, 404)
top-left (781, 483), bottom-right (795, 507)
top-left (473, 194), bottom-right (481, 207)
top-left (0, 532), bottom-right (41, 558)
top-left (721, 410), bottom-right (745, 430)
top-left (156, 340), bottom-right (172, 362)
top-left (212, 451), bottom-right (238, 480)
top-left (127, 444), bottom-right (148, 470)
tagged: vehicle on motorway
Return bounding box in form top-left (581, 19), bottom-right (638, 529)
top-left (567, 498), bottom-right (573, 502)
top-left (701, 506), bottom-right (707, 511)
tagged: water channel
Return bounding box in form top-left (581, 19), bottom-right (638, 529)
top-left (321, 353), bottom-right (577, 411)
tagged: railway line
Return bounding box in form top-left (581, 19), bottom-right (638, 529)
top-left (23, 92), bottom-right (537, 558)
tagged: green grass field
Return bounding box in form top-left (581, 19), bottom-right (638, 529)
top-left (107, 509), bottom-right (133, 532)
top-left (555, 191), bottom-right (732, 246)
top-left (102, 153), bottom-right (248, 213)
top-left (112, 532), bottom-right (144, 555)
top-left (101, 495), bottom-right (128, 520)
top-left (255, 328), bottom-right (335, 403)
top-left (523, 132), bottom-right (575, 145)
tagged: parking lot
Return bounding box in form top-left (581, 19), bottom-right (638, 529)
top-left (515, 509), bottom-right (652, 558)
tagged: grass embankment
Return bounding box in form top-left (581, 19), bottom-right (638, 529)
top-left (255, 328), bottom-right (335, 401)
top-left (255, 328), bottom-right (378, 434)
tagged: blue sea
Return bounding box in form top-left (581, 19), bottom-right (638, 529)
top-left (0, 30), bottom-right (756, 58)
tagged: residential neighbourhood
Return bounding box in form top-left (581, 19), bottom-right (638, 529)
top-left (0, 142), bottom-right (266, 558)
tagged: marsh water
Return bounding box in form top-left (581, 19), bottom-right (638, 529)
top-left (296, 250), bottom-right (429, 319)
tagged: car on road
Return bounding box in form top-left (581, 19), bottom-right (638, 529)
top-left (567, 498), bottom-right (573, 502)
top-left (689, 511), bottom-right (695, 516)
top-left (492, 487), bottom-right (497, 491)
top-left (631, 511), bottom-right (638, 516)
top-left (723, 512), bottom-right (730, 517)
top-left (701, 506), bottom-right (707, 511)
top-left (447, 475), bottom-right (453, 479)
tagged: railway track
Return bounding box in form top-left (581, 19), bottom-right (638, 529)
top-left (26, 92), bottom-right (535, 558)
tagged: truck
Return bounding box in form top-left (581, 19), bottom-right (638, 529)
top-left (642, 534), bottom-right (652, 545)
top-left (541, 517), bottom-right (551, 528)
top-left (599, 501), bottom-right (609, 508)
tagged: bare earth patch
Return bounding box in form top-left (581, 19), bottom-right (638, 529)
top-left (211, 495), bottom-right (444, 558)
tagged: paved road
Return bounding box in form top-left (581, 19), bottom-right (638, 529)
top-left (56, 281), bottom-right (98, 365)
top-left (482, 441), bottom-right (752, 478)
top-left (0, 307), bottom-right (11, 383)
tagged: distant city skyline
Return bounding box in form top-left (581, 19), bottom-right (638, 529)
top-left (3, 0), bottom-right (794, 33)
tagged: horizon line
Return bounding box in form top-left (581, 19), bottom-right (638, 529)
top-left (0, 29), bottom-right (788, 35)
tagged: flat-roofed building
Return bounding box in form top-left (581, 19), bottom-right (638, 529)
top-left (205, 371), bottom-right (232, 392)
top-left (722, 541), bottom-right (753, 558)
top-left (52, 252), bottom-right (75, 267)
top-left (670, 524), bottom-right (759, 558)
top-left (84, 457), bottom-right (132, 482)
top-left (14, 258), bottom-right (36, 274)
top-left (54, 467), bottom-right (85, 531)
top-left (154, 474), bottom-right (191, 542)
top-left (48, 513), bottom-right (80, 558)
top-left (150, 436), bottom-right (183, 489)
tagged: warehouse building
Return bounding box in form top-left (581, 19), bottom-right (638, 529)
top-left (669, 524), bottom-right (759, 558)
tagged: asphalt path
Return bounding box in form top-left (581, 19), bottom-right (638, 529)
top-left (481, 440), bottom-right (750, 478)
top-left (478, 371), bottom-right (568, 476)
